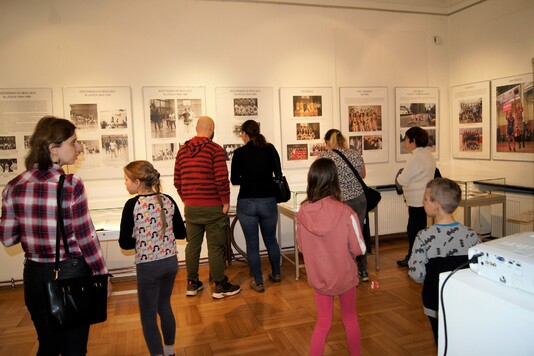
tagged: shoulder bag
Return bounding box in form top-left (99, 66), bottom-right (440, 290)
top-left (44, 174), bottom-right (110, 329)
top-left (270, 144), bottom-right (291, 203)
top-left (332, 149), bottom-right (381, 213)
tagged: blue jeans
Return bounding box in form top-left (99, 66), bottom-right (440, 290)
top-left (237, 198), bottom-right (281, 285)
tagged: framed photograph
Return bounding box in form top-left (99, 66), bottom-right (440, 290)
top-left (451, 81), bottom-right (490, 159)
top-left (279, 87), bottom-right (333, 168)
top-left (491, 73), bottom-right (534, 162)
top-left (215, 87), bottom-right (274, 168)
top-left (339, 87), bottom-right (388, 163)
top-left (143, 87), bottom-right (206, 175)
top-left (63, 87), bottom-right (134, 180)
top-left (0, 88), bottom-right (53, 185)
top-left (395, 87), bottom-right (439, 162)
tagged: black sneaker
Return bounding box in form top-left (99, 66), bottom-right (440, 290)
top-left (359, 271), bottom-right (370, 282)
top-left (397, 258), bottom-right (409, 268)
top-left (186, 280), bottom-right (203, 296)
top-left (268, 273), bottom-right (281, 283)
top-left (212, 277), bottom-right (241, 299)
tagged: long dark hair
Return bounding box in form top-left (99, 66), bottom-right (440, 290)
top-left (25, 116), bottom-right (76, 170)
top-left (241, 119), bottom-right (267, 147)
top-left (123, 160), bottom-right (167, 237)
top-left (305, 158), bottom-right (341, 203)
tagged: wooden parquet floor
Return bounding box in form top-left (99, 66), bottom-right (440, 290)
top-left (0, 237), bottom-right (436, 355)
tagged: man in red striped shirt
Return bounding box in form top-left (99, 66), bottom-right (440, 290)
top-left (174, 116), bottom-right (241, 299)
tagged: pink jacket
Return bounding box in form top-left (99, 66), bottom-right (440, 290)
top-left (296, 196), bottom-right (366, 295)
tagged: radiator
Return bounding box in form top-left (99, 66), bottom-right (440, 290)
top-left (372, 190), bottom-right (409, 235)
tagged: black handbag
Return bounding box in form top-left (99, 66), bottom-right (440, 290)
top-left (333, 149), bottom-right (381, 213)
top-left (270, 144), bottom-right (291, 203)
top-left (44, 174), bottom-right (110, 329)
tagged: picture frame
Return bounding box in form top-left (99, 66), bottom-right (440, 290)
top-left (215, 87), bottom-right (274, 169)
top-left (339, 87), bottom-right (388, 163)
top-left (279, 87), bottom-right (333, 168)
top-left (63, 86), bottom-right (134, 180)
top-left (491, 73), bottom-right (534, 162)
top-left (143, 86), bottom-right (206, 176)
top-left (395, 87), bottom-right (439, 162)
top-left (451, 81), bottom-right (490, 159)
top-left (0, 88), bottom-right (53, 185)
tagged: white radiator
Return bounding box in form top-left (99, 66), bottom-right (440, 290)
top-left (372, 190), bottom-right (409, 235)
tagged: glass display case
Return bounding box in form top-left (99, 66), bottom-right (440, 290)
top-left (453, 177), bottom-right (506, 201)
top-left (451, 177), bottom-right (506, 237)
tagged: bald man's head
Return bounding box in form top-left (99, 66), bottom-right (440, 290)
top-left (196, 116), bottom-right (215, 140)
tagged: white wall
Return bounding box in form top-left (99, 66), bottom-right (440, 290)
top-left (0, 0), bottom-right (532, 282)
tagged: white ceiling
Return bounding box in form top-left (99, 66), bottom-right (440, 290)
top-left (198, 0), bottom-right (486, 15)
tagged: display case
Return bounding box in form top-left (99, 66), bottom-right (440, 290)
top-left (451, 177), bottom-right (506, 237)
top-left (453, 177), bottom-right (506, 201)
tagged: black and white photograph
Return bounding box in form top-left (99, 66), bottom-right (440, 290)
top-left (223, 143), bottom-right (242, 161)
top-left (69, 103), bottom-right (99, 129)
top-left (0, 136), bottom-right (16, 150)
top-left (0, 158), bottom-right (17, 174)
top-left (101, 134), bottom-right (129, 163)
top-left (143, 86), bottom-right (206, 175)
top-left (99, 109), bottom-right (128, 129)
top-left (151, 143), bottom-right (176, 162)
top-left (150, 99), bottom-right (176, 139)
top-left (63, 86), bottom-right (134, 179)
top-left (233, 98), bottom-right (258, 116)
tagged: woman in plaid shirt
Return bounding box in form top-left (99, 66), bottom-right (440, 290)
top-left (0, 116), bottom-right (109, 355)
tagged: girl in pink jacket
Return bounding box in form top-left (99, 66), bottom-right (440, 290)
top-left (296, 158), bottom-right (367, 356)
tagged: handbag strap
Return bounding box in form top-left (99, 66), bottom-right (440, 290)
top-left (53, 174), bottom-right (68, 279)
top-left (332, 149), bottom-right (368, 189)
top-left (270, 144), bottom-right (283, 179)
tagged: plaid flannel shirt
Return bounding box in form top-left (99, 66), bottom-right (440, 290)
top-left (0, 164), bottom-right (108, 275)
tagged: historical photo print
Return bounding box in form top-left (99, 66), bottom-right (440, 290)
top-left (451, 81), bottom-right (490, 159)
top-left (296, 122), bottom-right (320, 140)
top-left (233, 98), bottom-right (258, 116)
top-left (287, 143), bottom-right (308, 161)
top-left (310, 142), bottom-right (327, 157)
top-left (293, 96), bottom-right (322, 117)
top-left (223, 143), bottom-right (242, 161)
top-left (69, 104), bottom-right (99, 129)
top-left (399, 103), bottom-right (436, 128)
top-left (150, 99), bottom-right (176, 139)
top-left (152, 143), bottom-right (176, 162)
top-left (348, 105), bottom-right (382, 132)
top-left (349, 135), bottom-right (363, 155)
top-left (459, 128), bottom-right (483, 152)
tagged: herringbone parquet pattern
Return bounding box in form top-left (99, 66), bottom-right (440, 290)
top-left (0, 237), bottom-right (436, 355)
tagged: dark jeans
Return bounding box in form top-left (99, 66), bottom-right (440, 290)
top-left (237, 198), bottom-right (280, 285)
top-left (136, 256), bottom-right (178, 355)
top-left (24, 257), bottom-right (92, 356)
top-left (406, 206), bottom-right (427, 259)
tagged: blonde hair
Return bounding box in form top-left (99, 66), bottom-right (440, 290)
top-left (123, 160), bottom-right (166, 237)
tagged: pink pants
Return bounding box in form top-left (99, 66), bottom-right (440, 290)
top-left (311, 287), bottom-right (361, 356)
